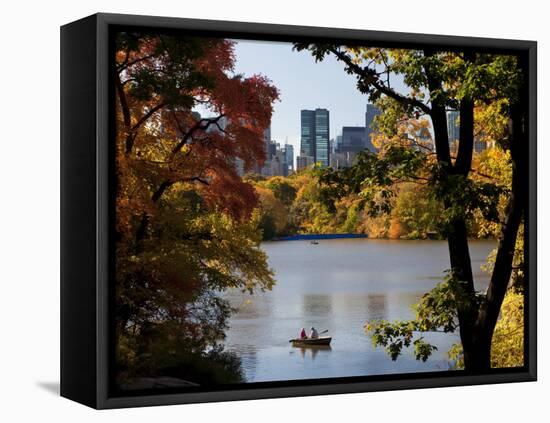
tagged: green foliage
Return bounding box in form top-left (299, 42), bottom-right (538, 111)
top-left (116, 185), bottom-right (275, 384)
top-left (295, 42), bottom-right (524, 372)
top-left (254, 185), bottom-right (289, 239)
top-left (414, 338), bottom-right (439, 362)
top-left (365, 270), bottom-right (484, 362)
top-left (263, 177), bottom-right (297, 206)
top-left (246, 156), bottom-right (510, 241)
top-left (431, 171), bottom-right (506, 231)
top-left (318, 145), bottom-right (426, 217)
top-left (392, 183), bottom-right (443, 239)
top-left (258, 211), bottom-right (277, 240)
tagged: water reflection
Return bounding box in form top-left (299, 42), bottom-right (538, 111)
top-left (294, 345), bottom-right (332, 361)
top-left (365, 293), bottom-right (388, 321)
top-left (224, 239), bottom-right (496, 383)
top-left (302, 294), bottom-right (333, 316)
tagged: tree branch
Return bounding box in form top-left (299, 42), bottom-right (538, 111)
top-left (329, 47), bottom-right (431, 115)
top-left (115, 71), bottom-right (132, 132)
top-left (125, 102), bottom-right (165, 155)
top-left (169, 114), bottom-right (226, 159)
top-left (454, 51), bottom-right (475, 176)
top-left (477, 58), bottom-right (528, 341)
top-left (423, 49), bottom-right (453, 167)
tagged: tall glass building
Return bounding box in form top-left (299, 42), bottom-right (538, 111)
top-left (315, 109), bottom-right (330, 166)
top-left (300, 108), bottom-right (330, 166)
top-left (300, 110), bottom-right (315, 159)
top-left (446, 111), bottom-right (460, 143)
top-left (284, 144), bottom-right (294, 173)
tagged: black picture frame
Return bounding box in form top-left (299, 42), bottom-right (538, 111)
top-left (61, 12), bottom-right (537, 409)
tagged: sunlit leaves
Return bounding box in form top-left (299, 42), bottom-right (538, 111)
top-left (448, 289), bottom-right (524, 369)
top-left (490, 290), bottom-right (524, 367)
top-left (317, 145), bottom-right (427, 217)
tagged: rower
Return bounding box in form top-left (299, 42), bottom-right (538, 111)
top-left (310, 327), bottom-right (319, 339)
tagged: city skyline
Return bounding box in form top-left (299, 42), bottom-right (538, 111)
top-left (228, 40), bottom-right (490, 171)
top-left (232, 39), bottom-right (409, 165)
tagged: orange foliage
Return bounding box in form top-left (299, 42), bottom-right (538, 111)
top-left (114, 34), bottom-right (279, 239)
top-left (388, 217), bottom-right (403, 239)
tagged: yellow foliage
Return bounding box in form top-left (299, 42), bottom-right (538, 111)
top-left (491, 291), bottom-right (524, 368)
top-left (388, 218), bottom-right (404, 239)
top-left (255, 186), bottom-right (288, 233)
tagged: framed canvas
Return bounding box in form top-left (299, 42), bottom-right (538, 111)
top-left (60, 13), bottom-right (537, 409)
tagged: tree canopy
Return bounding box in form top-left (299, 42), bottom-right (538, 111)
top-left (114, 32), bottom-right (279, 386)
top-left (295, 43), bottom-right (528, 371)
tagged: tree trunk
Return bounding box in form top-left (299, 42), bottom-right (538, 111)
top-left (461, 53), bottom-right (528, 372)
top-left (424, 50), bottom-right (481, 371)
top-left (135, 180), bottom-right (176, 246)
top-left (446, 217), bottom-right (484, 370)
top-left (475, 53), bottom-right (529, 357)
top-left (463, 333), bottom-right (492, 371)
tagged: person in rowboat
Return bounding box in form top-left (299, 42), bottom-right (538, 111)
top-left (310, 327), bottom-right (319, 339)
top-left (299, 327), bottom-right (307, 339)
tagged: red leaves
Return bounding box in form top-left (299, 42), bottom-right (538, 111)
top-left (202, 170), bottom-right (259, 221)
top-left (115, 34), bottom-right (279, 235)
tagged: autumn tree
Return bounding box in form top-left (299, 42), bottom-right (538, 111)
top-left (114, 32), bottom-right (279, 385)
top-left (255, 185), bottom-right (288, 239)
top-left (295, 43), bottom-right (528, 372)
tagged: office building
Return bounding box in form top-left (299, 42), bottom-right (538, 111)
top-left (342, 126), bottom-right (367, 150)
top-left (284, 144), bottom-right (294, 174)
top-left (314, 108), bottom-right (330, 166)
top-left (300, 108), bottom-right (330, 166)
top-left (447, 110), bottom-right (492, 154)
top-left (254, 131), bottom-right (295, 177)
top-left (447, 111), bottom-right (460, 144)
top-left (296, 154), bottom-right (314, 171)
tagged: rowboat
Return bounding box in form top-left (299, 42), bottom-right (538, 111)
top-left (290, 336), bottom-right (332, 346)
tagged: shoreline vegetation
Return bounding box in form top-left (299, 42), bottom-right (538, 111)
top-left (271, 233), bottom-right (368, 241)
top-left (247, 153), bottom-right (508, 243)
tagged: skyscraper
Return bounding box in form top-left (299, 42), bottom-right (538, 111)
top-left (446, 111), bottom-right (460, 154)
top-left (296, 155), bottom-right (314, 171)
top-left (342, 127), bottom-right (366, 150)
top-left (284, 144), bottom-right (294, 174)
top-left (447, 111), bottom-right (490, 154)
top-left (447, 111), bottom-right (460, 143)
top-left (333, 126), bottom-right (368, 168)
top-left (300, 108), bottom-right (330, 166)
top-left (315, 108), bottom-right (330, 166)
top-left (300, 110), bottom-right (315, 159)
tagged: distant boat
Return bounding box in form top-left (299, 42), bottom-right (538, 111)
top-left (310, 240), bottom-right (319, 245)
top-left (290, 336), bottom-right (332, 346)
top-left (426, 231), bottom-right (438, 240)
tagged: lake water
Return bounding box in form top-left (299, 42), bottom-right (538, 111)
top-left (223, 239), bottom-right (496, 383)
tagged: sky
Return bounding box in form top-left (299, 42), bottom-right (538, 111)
top-left (231, 39), bottom-right (408, 163)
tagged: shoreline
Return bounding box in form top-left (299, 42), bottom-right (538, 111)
top-left (271, 233), bottom-right (368, 241)
top-left (269, 234), bottom-right (497, 242)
